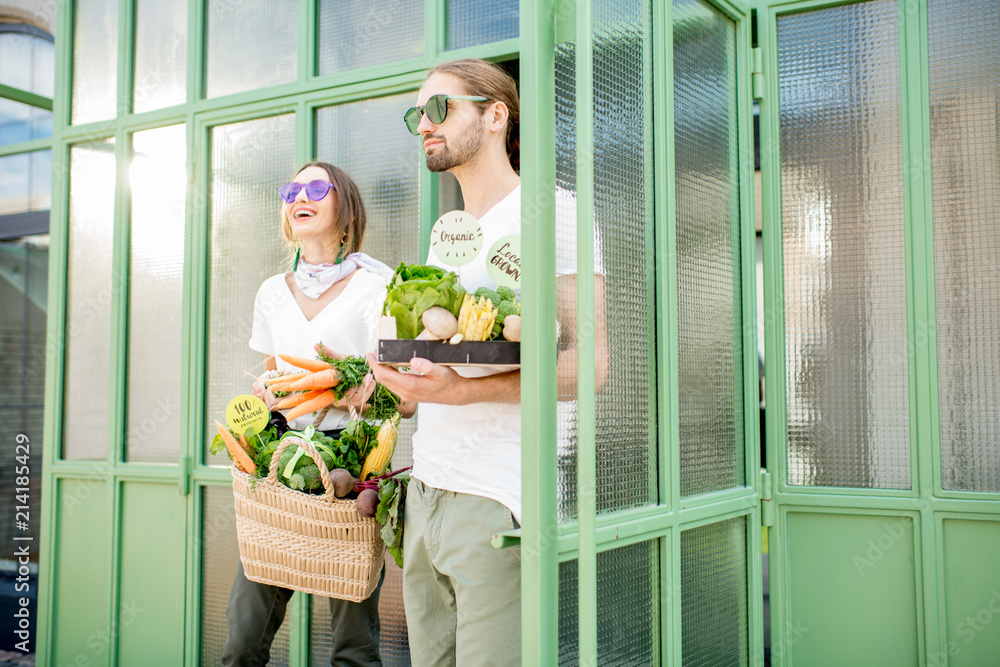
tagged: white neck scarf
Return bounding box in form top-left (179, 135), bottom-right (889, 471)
top-left (293, 252), bottom-right (394, 299)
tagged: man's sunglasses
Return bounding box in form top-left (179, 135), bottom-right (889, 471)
top-left (278, 180), bottom-right (335, 204)
top-left (403, 94), bottom-right (488, 135)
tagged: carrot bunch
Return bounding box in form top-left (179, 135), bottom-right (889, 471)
top-left (262, 354), bottom-right (343, 420)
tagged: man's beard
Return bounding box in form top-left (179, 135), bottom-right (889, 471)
top-left (425, 117), bottom-right (486, 173)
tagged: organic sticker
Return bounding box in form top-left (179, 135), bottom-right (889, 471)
top-left (430, 210), bottom-right (483, 267)
top-left (226, 394), bottom-right (269, 435)
top-left (486, 234), bottom-right (521, 289)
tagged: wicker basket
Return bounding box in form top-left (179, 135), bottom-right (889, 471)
top-left (231, 435), bottom-right (384, 602)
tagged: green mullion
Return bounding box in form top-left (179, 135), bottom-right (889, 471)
top-left (185, 483), bottom-right (205, 665)
top-left (311, 56), bottom-right (429, 88)
top-left (0, 82), bottom-right (53, 110)
top-left (187, 0), bottom-right (202, 106)
top-left (519, 0), bottom-right (559, 663)
top-left (190, 113), bottom-right (211, 470)
top-left (641, 0), bottom-right (658, 518)
top-left (575, 0), bottom-right (597, 663)
top-left (425, 0), bottom-right (440, 57)
top-left (899, 0), bottom-right (943, 663)
top-left (734, 3), bottom-right (765, 659)
top-left (755, 5), bottom-right (790, 665)
top-left (110, 127), bottom-right (130, 464)
top-left (0, 138), bottom-right (52, 158)
top-left (100, 120), bottom-right (132, 667)
top-left (653, 0), bottom-right (674, 518)
top-left (653, 1), bottom-right (674, 663)
top-left (120, 0), bottom-right (136, 116)
top-left (299, 0), bottom-right (313, 83)
top-left (730, 0), bottom-right (759, 493)
top-left (176, 106), bottom-right (196, 481)
top-left (190, 0), bottom-right (205, 103)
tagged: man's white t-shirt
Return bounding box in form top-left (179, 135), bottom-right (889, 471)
top-left (412, 185), bottom-right (603, 523)
top-left (249, 269), bottom-right (387, 431)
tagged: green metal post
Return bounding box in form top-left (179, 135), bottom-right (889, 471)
top-left (520, 0), bottom-right (559, 664)
top-left (575, 0), bottom-right (598, 664)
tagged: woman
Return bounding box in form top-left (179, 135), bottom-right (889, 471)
top-left (222, 161), bottom-right (392, 667)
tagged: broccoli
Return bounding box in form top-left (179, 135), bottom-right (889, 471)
top-left (496, 299), bottom-right (519, 325)
top-left (473, 286), bottom-right (501, 305)
top-left (496, 286), bottom-right (515, 302)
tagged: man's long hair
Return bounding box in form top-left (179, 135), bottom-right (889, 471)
top-left (427, 59), bottom-right (520, 171)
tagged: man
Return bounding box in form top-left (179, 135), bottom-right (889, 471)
top-left (369, 58), bottom-right (606, 666)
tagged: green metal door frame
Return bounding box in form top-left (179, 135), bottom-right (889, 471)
top-left (756, 0), bottom-right (1000, 664)
top-left (521, 0), bottom-right (762, 663)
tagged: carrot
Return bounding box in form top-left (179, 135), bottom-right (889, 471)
top-left (274, 388), bottom-right (324, 410)
top-left (278, 368), bottom-right (341, 393)
top-left (278, 354), bottom-right (332, 373)
top-left (261, 371), bottom-right (310, 385)
top-left (215, 420), bottom-right (257, 474)
top-left (284, 389), bottom-right (337, 421)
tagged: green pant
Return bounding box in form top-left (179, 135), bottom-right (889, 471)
top-left (402, 478), bottom-right (521, 666)
top-left (222, 560), bottom-right (383, 666)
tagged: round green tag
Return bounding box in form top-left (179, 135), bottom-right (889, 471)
top-left (486, 234), bottom-right (521, 289)
top-left (226, 394), bottom-right (269, 435)
top-left (430, 211), bottom-right (483, 267)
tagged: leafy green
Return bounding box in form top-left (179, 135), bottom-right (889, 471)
top-left (384, 263), bottom-right (466, 339)
top-left (376, 475), bottom-right (408, 568)
top-left (313, 352), bottom-right (401, 421)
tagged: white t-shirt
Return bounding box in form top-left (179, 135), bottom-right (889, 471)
top-left (412, 185), bottom-right (603, 522)
top-left (249, 269), bottom-right (387, 431)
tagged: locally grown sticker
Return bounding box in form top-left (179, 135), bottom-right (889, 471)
top-left (430, 210), bottom-right (483, 267)
top-left (486, 234), bottom-right (521, 289)
top-left (226, 394), bottom-right (269, 435)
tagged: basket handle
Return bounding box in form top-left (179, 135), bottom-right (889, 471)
top-left (267, 435), bottom-right (336, 503)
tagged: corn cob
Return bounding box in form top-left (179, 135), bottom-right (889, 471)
top-left (360, 412), bottom-right (401, 481)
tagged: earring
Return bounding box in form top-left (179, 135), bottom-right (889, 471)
top-left (293, 246), bottom-right (301, 271)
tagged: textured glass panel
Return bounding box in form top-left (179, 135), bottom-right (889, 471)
top-left (133, 0), bottom-right (187, 112)
top-left (778, 0), bottom-right (910, 489)
top-left (592, 0), bottom-right (657, 513)
top-left (318, 0), bottom-right (422, 75)
top-left (72, 0), bottom-right (118, 124)
top-left (681, 517), bottom-right (748, 666)
top-left (554, 42), bottom-right (580, 522)
top-left (205, 0), bottom-right (296, 98)
top-left (928, 0), bottom-right (1000, 492)
top-left (674, 0), bottom-right (745, 497)
top-left (63, 139), bottom-right (115, 460)
top-left (447, 0), bottom-right (517, 50)
top-left (127, 125), bottom-right (185, 462)
top-left (596, 541), bottom-right (660, 664)
top-left (311, 565), bottom-right (410, 665)
top-left (558, 559), bottom-right (579, 665)
top-left (315, 93), bottom-right (421, 269)
top-left (201, 486), bottom-right (290, 665)
top-left (206, 115), bottom-right (295, 464)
